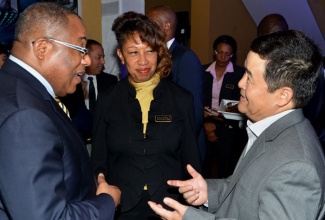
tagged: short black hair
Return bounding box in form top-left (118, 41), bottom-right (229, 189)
top-left (213, 35), bottom-right (237, 55)
top-left (251, 30), bottom-right (322, 108)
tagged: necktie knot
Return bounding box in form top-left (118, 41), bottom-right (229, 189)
top-left (55, 97), bottom-right (70, 118)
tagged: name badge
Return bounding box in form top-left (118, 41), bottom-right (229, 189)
top-left (155, 115), bottom-right (172, 122)
top-left (226, 84), bottom-right (234, 89)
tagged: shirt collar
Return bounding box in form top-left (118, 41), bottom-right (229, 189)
top-left (247, 109), bottom-right (295, 137)
top-left (205, 61), bottom-right (234, 79)
top-left (9, 55), bottom-right (55, 98)
top-left (167, 38), bottom-right (175, 49)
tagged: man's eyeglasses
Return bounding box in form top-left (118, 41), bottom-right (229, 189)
top-left (46, 38), bottom-right (88, 57)
top-left (214, 50), bottom-right (233, 58)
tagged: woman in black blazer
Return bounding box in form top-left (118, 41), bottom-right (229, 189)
top-left (202, 35), bottom-right (247, 179)
top-left (91, 12), bottom-right (201, 220)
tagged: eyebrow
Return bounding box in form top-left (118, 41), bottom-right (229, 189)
top-left (245, 67), bottom-right (252, 76)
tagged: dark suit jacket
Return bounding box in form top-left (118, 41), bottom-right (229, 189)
top-left (169, 40), bottom-right (206, 161)
top-left (91, 77), bottom-right (202, 212)
top-left (184, 109), bottom-right (325, 220)
top-left (60, 72), bottom-right (118, 141)
top-left (202, 62), bottom-right (245, 107)
top-left (0, 59), bottom-right (115, 219)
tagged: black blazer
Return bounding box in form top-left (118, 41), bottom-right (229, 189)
top-left (91, 77), bottom-right (202, 212)
top-left (203, 63), bottom-right (245, 107)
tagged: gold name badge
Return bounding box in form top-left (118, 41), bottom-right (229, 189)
top-left (226, 84), bottom-right (234, 89)
top-left (155, 115), bottom-right (172, 122)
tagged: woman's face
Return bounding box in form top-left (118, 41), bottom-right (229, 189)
top-left (214, 43), bottom-right (233, 67)
top-left (117, 33), bottom-right (158, 83)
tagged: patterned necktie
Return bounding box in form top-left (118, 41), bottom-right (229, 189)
top-left (88, 76), bottom-right (96, 113)
top-left (55, 97), bottom-right (70, 118)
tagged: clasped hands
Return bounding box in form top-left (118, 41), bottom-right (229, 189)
top-left (148, 164), bottom-right (208, 220)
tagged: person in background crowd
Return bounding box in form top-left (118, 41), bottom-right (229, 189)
top-left (202, 35), bottom-right (247, 178)
top-left (91, 11), bottom-right (201, 220)
top-left (60, 39), bottom-right (118, 148)
top-left (0, 2), bottom-right (120, 219)
top-left (148, 30), bottom-right (325, 220)
top-left (147, 5), bottom-right (206, 163)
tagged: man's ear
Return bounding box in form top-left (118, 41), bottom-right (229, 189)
top-left (277, 87), bottom-right (293, 107)
top-left (117, 49), bottom-right (125, 64)
top-left (164, 22), bottom-right (171, 34)
top-left (32, 39), bottom-right (50, 60)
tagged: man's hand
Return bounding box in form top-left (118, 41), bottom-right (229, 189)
top-left (148, 197), bottom-right (188, 220)
top-left (96, 173), bottom-right (121, 207)
top-left (168, 164), bottom-right (208, 206)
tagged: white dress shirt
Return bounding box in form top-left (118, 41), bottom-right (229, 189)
top-left (81, 74), bottom-right (98, 110)
top-left (9, 55), bottom-right (55, 98)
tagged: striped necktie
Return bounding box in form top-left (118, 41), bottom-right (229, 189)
top-left (55, 97), bottom-right (70, 119)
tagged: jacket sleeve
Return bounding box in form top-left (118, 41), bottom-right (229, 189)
top-left (176, 50), bottom-right (204, 135)
top-left (91, 92), bottom-right (109, 177)
top-left (0, 108), bottom-right (115, 220)
top-left (181, 92), bottom-right (202, 174)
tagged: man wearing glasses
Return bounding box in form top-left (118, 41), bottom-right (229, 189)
top-left (0, 2), bottom-right (120, 220)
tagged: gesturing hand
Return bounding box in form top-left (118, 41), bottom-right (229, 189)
top-left (168, 164), bottom-right (208, 206)
top-left (148, 197), bottom-right (188, 220)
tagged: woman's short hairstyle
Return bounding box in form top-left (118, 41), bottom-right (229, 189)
top-left (112, 11), bottom-right (172, 78)
top-left (213, 35), bottom-right (238, 55)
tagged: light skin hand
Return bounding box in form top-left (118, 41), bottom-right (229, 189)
top-left (96, 173), bottom-right (121, 207)
top-left (148, 197), bottom-right (188, 220)
top-left (168, 164), bottom-right (208, 206)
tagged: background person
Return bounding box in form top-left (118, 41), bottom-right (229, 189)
top-left (202, 35), bottom-right (247, 178)
top-left (91, 11), bottom-right (201, 220)
top-left (147, 5), bottom-right (205, 163)
top-left (148, 30), bottom-right (325, 220)
top-left (60, 39), bottom-right (118, 149)
top-left (0, 2), bottom-right (120, 219)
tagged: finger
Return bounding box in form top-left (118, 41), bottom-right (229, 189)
top-left (178, 185), bottom-right (194, 194)
top-left (97, 173), bottom-right (106, 184)
top-left (186, 164), bottom-right (201, 179)
top-left (163, 197), bottom-right (184, 211)
top-left (167, 179), bottom-right (189, 188)
top-left (148, 201), bottom-right (169, 218)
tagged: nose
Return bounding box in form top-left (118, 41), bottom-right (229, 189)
top-left (137, 53), bottom-right (149, 65)
top-left (82, 53), bottom-right (91, 66)
top-left (100, 56), bottom-right (105, 64)
top-left (238, 72), bottom-right (246, 89)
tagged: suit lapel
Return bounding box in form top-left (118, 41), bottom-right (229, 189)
top-left (217, 109), bottom-right (304, 209)
top-left (218, 135), bottom-right (266, 208)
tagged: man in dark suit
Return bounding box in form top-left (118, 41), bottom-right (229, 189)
top-left (149, 30), bottom-right (325, 220)
top-left (61, 39), bottom-right (118, 144)
top-left (147, 6), bottom-right (205, 162)
top-left (0, 2), bottom-right (120, 219)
